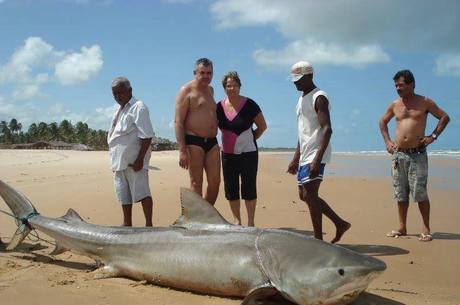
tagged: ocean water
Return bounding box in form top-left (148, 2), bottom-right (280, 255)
top-left (280, 150), bottom-right (460, 190)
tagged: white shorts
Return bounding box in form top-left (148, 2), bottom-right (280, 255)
top-left (114, 168), bottom-right (151, 205)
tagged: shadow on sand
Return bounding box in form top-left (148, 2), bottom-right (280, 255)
top-left (253, 291), bottom-right (404, 305)
top-left (148, 165), bottom-right (161, 171)
top-left (13, 252), bottom-right (95, 271)
top-left (350, 292), bottom-right (405, 305)
top-left (432, 232), bottom-right (460, 240)
top-left (340, 244), bottom-right (409, 257)
top-left (0, 241), bottom-right (48, 253)
top-left (277, 228), bottom-right (409, 257)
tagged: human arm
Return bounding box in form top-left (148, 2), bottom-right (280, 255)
top-left (174, 86), bottom-right (190, 169)
top-left (379, 102), bottom-right (396, 153)
top-left (419, 98), bottom-right (450, 146)
top-left (287, 142), bottom-right (301, 175)
top-left (130, 103), bottom-right (154, 171)
top-left (253, 112), bottom-right (267, 140)
top-left (310, 95), bottom-right (332, 178)
top-left (130, 137), bottom-right (152, 171)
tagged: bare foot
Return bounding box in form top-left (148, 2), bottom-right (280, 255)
top-left (331, 222), bottom-right (351, 244)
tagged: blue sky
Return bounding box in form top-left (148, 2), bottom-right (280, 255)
top-left (0, 0), bottom-right (459, 151)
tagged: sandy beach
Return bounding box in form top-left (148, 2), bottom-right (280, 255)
top-left (0, 150), bottom-right (459, 305)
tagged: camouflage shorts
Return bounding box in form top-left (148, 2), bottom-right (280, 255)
top-left (391, 151), bottom-right (429, 202)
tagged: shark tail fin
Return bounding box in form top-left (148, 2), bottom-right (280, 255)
top-left (0, 180), bottom-right (39, 250)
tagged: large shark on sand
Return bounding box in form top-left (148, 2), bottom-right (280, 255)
top-left (0, 180), bottom-right (386, 305)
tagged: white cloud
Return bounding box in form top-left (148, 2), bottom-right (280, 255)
top-left (0, 37), bottom-right (55, 85)
top-left (435, 54), bottom-right (460, 77)
top-left (12, 84), bottom-right (42, 101)
top-left (211, 0), bottom-right (460, 72)
top-left (253, 39), bottom-right (389, 69)
top-left (55, 45), bottom-right (103, 85)
top-left (0, 37), bottom-right (103, 102)
top-left (48, 103), bottom-right (66, 116)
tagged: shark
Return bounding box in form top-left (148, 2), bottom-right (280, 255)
top-left (0, 180), bottom-right (385, 305)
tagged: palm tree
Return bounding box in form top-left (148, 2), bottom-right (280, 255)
top-left (8, 118), bottom-right (19, 143)
top-left (28, 123), bottom-right (38, 142)
top-left (75, 121), bottom-right (89, 144)
top-left (48, 122), bottom-right (59, 141)
top-left (37, 122), bottom-right (50, 141)
top-left (1, 121), bottom-right (11, 143)
top-left (0, 121), bottom-right (8, 138)
top-left (59, 120), bottom-right (74, 142)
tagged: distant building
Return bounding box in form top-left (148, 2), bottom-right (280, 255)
top-left (151, 137), bottom-right (177, 151)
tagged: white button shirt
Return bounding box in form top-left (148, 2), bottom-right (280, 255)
top-left (108, 97), bottom-right (155, 171)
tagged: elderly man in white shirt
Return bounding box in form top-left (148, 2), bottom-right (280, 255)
top-left (108, 76), bottom-right (155, 227)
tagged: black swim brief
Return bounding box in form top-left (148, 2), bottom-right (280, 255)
top-left (185, 134), bottom-right (218, 153)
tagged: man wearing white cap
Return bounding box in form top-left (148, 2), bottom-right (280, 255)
top-left (287, 61), bottom-right (350, 243)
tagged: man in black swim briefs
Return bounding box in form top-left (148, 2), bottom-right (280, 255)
top-left (174, 58), bottom-right (220, 205)
top-left (184, 134), bottom-right (218, 154)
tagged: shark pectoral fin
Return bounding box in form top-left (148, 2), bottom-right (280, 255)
top-left (92, 265), bottom-right (120, 280)
top-left (6, 224), bottom-right (31, 251)
top-left (241, 286), bottom-right (279, 305)
top-left (49, 241), bottom-right (69, 255)
top-left (172, 188), bottom-right (231, 228)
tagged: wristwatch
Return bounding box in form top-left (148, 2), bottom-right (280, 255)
top-left (431, 133), bottom-right (438, 140)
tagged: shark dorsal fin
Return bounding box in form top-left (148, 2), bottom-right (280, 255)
top-left (59, 208), bottom-right (85, 222)
top-left (173, 188), bottom-right (230, 228)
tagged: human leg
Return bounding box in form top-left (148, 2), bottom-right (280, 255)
top-left (114, 170), bottom-right (133, 226)
top-left (244, 199), bottom-right (257, 227)
top-left (187, 145), bottom-right (205, 197)
top-left (121, 204), bottom-right (133, 226)
top-left (397, 201), bottom-right (409, 234)
top-left (229, 200), bottom-right (242, 225)
top-left (418, 200), bottom-right (431, 237)
top-left (203, 145), bottom-right (221, 205)
top-left (141, 196), bottom-right (153, 227)
top-left (389, 152), bottom-right (410, 236)
top-left (316, 196), bottom-right (350, 243)
top-left (303, 180), bottom-right (349, 243)
top-left (241, 152), bottom-right (258, 227)
top-left (302, 180), bottom-right (323, 240)
top-left (222, 152), bottom-right (241, 223)
top-left (410, 151), bottom-right (431, 240)
top-left (128, 168), bottom-right (153, 227)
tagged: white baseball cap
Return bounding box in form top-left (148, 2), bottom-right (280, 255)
top-left (290, 61), bottom-right (314, 82)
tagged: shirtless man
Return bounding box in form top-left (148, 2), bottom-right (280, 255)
top-left (379, 70), bottom-right (450, 242)
top-left (175, 58), bottom-right (220, 205)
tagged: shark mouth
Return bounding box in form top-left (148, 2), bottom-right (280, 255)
top-left (321, 271), bottom-right (383, 305)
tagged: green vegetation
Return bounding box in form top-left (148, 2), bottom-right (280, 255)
top-left (0, 118), bottom-right (108, 150)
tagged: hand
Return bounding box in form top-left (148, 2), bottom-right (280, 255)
top-left (179, 150), bottom-right (189, 169)
top-left (309, 160), bottom-right (321, 179)
top-left (128, 158), bottom-right (144, 172)
top-left (287, 159), bottom-right (299, 175)
top-left (419, 136), bottom-right (434, 147)
top-left (385, 140), bottom-right (396, 154)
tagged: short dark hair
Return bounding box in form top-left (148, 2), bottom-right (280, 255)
top-left (195, 58), bottom-right (213, 69)
top-left (393, 70), bottom-right (415, 84)
top-left (222, 71), bottom-right (242, 89)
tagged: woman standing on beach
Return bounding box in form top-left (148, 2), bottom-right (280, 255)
top-left (217, 71), bottom-right (267, 226)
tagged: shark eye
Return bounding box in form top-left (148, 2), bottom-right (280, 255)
top-left (338, 269), bottom-right (345, 276)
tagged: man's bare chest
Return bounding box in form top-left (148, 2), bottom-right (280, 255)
top-left (394, 103), bottom-right (427, 121)
top-left (188, 94), bottom-right (216, 111)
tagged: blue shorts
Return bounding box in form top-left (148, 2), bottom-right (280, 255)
top-left (297, 163), bottom-right (326, 186)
